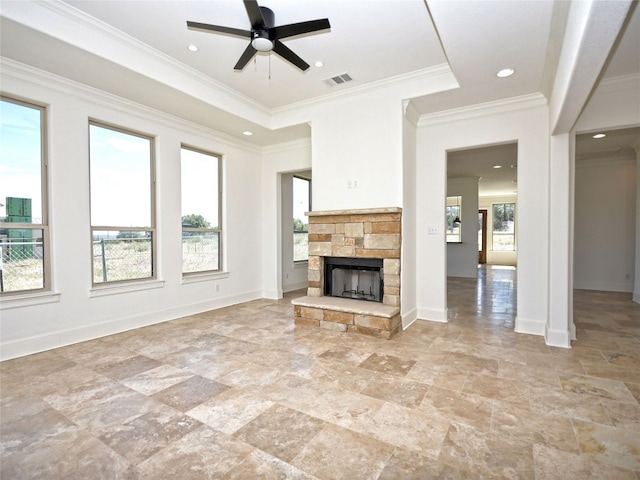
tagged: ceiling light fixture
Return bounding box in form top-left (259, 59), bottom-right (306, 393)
top-left (592, 133), bottom-right (606, 139)
top-left (496, 68), bottom-right (515, 78)
top-left (493, 165), bottom-right (502, 169)
top-left (314, 60), bottom-right (324, 68)
top-left (251, 31), bottom-right (273, 52)
top-left (242, 131), bottom-right (254, 136)
top-left (187, 44), bottom-right (199, 52)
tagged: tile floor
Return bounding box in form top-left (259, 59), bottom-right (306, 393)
top-left (1, 266), bottom-right (639, 479)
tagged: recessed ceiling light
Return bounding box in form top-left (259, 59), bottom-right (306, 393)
top-left (187, 44), bottom-right (199, 52)
top-left (496, 68), bottom-right (515, 78)
top-left (493, 165), bottom-right (502, 169)
top-left (242, 131), bottom-right (253, 136)
top-left (314, 60), bottom-right (324, 68)
top-left (592, 133), bottom-right (606, 139)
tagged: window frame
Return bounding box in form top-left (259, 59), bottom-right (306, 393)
top-left (293, 175), bottom-right (311, 263)
top-left (0, 96), bottom-right (51, 296)
top-left (88, 120), bottom-right (157, 286)
top-left (491, 202), bottom-right (516, 251)
top-left (180, 144), bottom-right (223, 275)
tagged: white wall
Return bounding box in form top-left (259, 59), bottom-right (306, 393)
top-left (575, 74), bottom-right (640, 301)
top-left (447, 178), bottom-right (479, 277)
top-left (574, 156), bottom-right (636, 292)
top-left (311, 92), bottom-right (404, 211)
top-left (0, 64), bottom-right (265, 360)
top-left (479, 195), bottom-right (518, 266)
top-left (402, 102), bottom-right (419, 327)
top-left (416, 98), bottom-right (550, 335)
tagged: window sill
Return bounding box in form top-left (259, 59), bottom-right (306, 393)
top-left (293, 261), bottom-right (308, 269)
top-left (90, 279), bottom-right (165, 298)
top-left (182, 271), bottom-right (230, 285)
top-left (0, 291), bottom-right (61, 310)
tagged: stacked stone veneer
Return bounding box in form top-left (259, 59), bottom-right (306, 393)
top-left (292, 207), bottom-right (402, 339)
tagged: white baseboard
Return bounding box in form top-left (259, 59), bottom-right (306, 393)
top-left (514, 316), bottom-right (545, 336)
top-left (416, 307), bottom-right (448, 323)
top-left (0, 290), bottom-right (262, 361)
top-left (573, 281), bottom-right (633, 293)
top-left (545, 325), bottom-right (572, 348)
top-left (401, 307), bottom-right (418, 330)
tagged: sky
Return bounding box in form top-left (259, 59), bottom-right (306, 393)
top-left (0, 99), bottom-right (43, 221)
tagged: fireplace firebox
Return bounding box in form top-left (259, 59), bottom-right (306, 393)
top-left (324, 257), bottom-right (383, 303)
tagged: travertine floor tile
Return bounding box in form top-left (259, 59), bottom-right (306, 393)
top-left (136, 425), bottom-right (254, 478)
top-left (291, 423), bottom-right (394, 480)
top-left (533, 443), bottom-right (637, 480)
top-left (573, 418), bottom-right (640, 471)
top-left (440, 421), bottom-right (535, 479)
top-left (233, 403), bottom-right (326, 462)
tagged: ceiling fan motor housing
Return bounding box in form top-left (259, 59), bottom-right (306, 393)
top-left (252, 30), bottom-right (273, 51)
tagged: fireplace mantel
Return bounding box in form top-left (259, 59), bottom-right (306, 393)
top-left (292, 207), bottom-right (402, 339)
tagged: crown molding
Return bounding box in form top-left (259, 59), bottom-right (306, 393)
top-left (272, 64), bottom-right (454, 120)
top-left (417, 93), bottom-right (548, 127)
top-left (0, 58), bottom-right (263, 154)
top-left (403, 99), bottom-right (422, 126)
top-left (261, 137), bottom-right (312, 156)
top-left (593, 73), bottom-right (640, 94)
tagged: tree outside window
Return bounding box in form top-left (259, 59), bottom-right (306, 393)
top-left (293, 176), bottom-right (310, 262)
top-left (0, 97), bottom-right (49, 294)
top-left (181, 146), bottom-right (222, 274)
top-left (492, 203), bottom-right (515, 251)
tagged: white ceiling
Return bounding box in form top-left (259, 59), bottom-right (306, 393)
top-left (1, 0), bottom-right (638, 195)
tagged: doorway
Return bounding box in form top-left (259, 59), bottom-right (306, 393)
top-left (446, 142), bottom-right (518, 322)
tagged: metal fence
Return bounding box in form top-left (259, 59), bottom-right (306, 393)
top-left (182, 233), bottom-right (220, 273)
top-left (93, 237), bottom-right (153, 283)
top-left (0, 240), bottom-right (44, 292)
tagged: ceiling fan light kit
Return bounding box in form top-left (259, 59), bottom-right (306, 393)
top-left (187, 0), bottom-right (331, 71)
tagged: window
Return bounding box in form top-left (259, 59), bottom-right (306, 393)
top-left (181, 146), bottom-right (222, 274)
top-left (293, 176), bottom-right (310, 262)
top-left (89, 123), bottom-right (155, 284)
top-left (0, 97), bottom-right (49, 294)
top-left (492, 203), bottom-right (515, 251)
top-left (446, 195), bottom-right (462, 243)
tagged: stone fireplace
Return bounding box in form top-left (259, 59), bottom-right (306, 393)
top-left (292, 208), bottom-right (402, 339)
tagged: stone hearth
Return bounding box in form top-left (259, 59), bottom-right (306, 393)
top-left (292, 208), bottom-right (402, 339)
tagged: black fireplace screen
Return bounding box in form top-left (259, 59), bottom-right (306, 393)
top-left (324, 257), bottom-right (383, 303)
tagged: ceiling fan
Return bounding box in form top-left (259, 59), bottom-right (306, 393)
top-left (187, 0), bottom-right (331, 71)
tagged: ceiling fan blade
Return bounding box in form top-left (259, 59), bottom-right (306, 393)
top-left (234, 43), bottom-right (258, 70)
top-left (243, 0), bottom-right (265, 27)
top-left (272, 19), bottom-right (330, 39)
top-left (273, 40), bottom-right (309, 71)
top-left (187, 21), bottom-right (251, 38)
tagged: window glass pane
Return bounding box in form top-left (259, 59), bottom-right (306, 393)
top-left (181, 148), bottom-right (219, 229)
top-left (89, 124), bottom-right (154, 284)
top-left (492, 203), bottom-right (515, 251)
top-left (293, 177), bottom-right (309, 262)
top-left (0, 99), bottom-right (43, 223)
top-left (92, 230), bottom-right (153, 283)
top-left (446, 196), bottom-right (461, 243)
top-left (89, 125), bottom-right (151, 227)
top-left (1, 98), bottom-right (48, 294)
top-left (1, 228), bottom-right (45, 293)
top-left (181, 147), bottom-right (221, 274)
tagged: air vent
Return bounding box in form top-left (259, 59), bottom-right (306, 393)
top-left (325, 73), bottom-right (353, 86)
